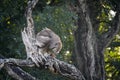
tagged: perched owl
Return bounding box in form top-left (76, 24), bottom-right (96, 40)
top-left (36, 28), bottom-right (62, 57)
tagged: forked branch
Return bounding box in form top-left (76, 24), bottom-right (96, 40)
top-left (100, 12), bottom-right (120, 48)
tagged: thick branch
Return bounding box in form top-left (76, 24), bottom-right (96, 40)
top-left (56, 59), bottom-right (85, 80)
top-left (23, 0), bottom-right (39, 44)
top-left (86, 0), bottom-right (101, 31)
top-left (100, 12), bottom-right (120, 48)
top-left (0, 58), bottom-right (35, 67)
top-left (25, 0), bottom-right (38, 31)
top-left (4, 65), bottom-right (37, 80)
top-left (74, 0), bottom-right (98, 80)
top-left (0, 57), bottom-right (85, 80)
top-left (0, 56), bottom-right (37, 80)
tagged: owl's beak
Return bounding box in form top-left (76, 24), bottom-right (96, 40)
top-left (56, 51), bottom-right (60, 54)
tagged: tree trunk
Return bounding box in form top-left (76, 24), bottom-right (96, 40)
top-left (74, 13), bottom-right (105, 80)
top-left (74, 23), bottom-right (105, 80)
top-left (73, 0), bottom-right (120, 80)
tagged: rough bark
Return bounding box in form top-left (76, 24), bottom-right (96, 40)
top-left (74, 0), bottom-right (120, 80)
top-left (0, 0), bottom-right (85, 80)
top-left (74, 0), bottom-right (99, 79)
top-left (0, 56), bottom-right (37, 80)
top-left (0, 57), bottom-right (85, 80)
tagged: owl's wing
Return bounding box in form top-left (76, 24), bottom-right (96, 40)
top-left (36, 36), bottom-right (50, 47)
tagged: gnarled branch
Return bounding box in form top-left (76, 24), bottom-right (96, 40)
top-left (0, 56), bottom-right (37, 80)
top-left (0, 57), bottom-right (85, 80)
top-left (100, 12), bottom-right (120, 49)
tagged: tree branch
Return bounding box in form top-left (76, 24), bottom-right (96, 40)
top-left (25, 0), bottom-right (38, 36)
top-left (0, 56), bottom-right (37, 80)
top-left (74, 0), bottom-right (98, 79)
top-left (0, 57), bottom-right (85, 80)
top-left (0, 58), bottom-right (35, 67)
top-left (4, 65), bottom-right (37, 80)
top-left (100, 12), bottom-right (120, 48)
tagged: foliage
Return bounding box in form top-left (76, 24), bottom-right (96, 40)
top-left (98, 0), bottom-right (120, 80)
top-left (105, 34), bottom-right (120, 80)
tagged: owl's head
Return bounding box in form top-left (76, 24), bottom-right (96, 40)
top-left (50, 41), bottom-right (62, 54)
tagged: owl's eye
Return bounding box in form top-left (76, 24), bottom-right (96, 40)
top-left (55, 43), bottom-right (57, 45)
top-left (55, 43), bottom-right (59, 46)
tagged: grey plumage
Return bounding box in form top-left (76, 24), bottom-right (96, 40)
top-left (36, 28), bottom-right (62, 56)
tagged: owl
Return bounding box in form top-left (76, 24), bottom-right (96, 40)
top-left (36, 28), bottom-right (62, 57)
